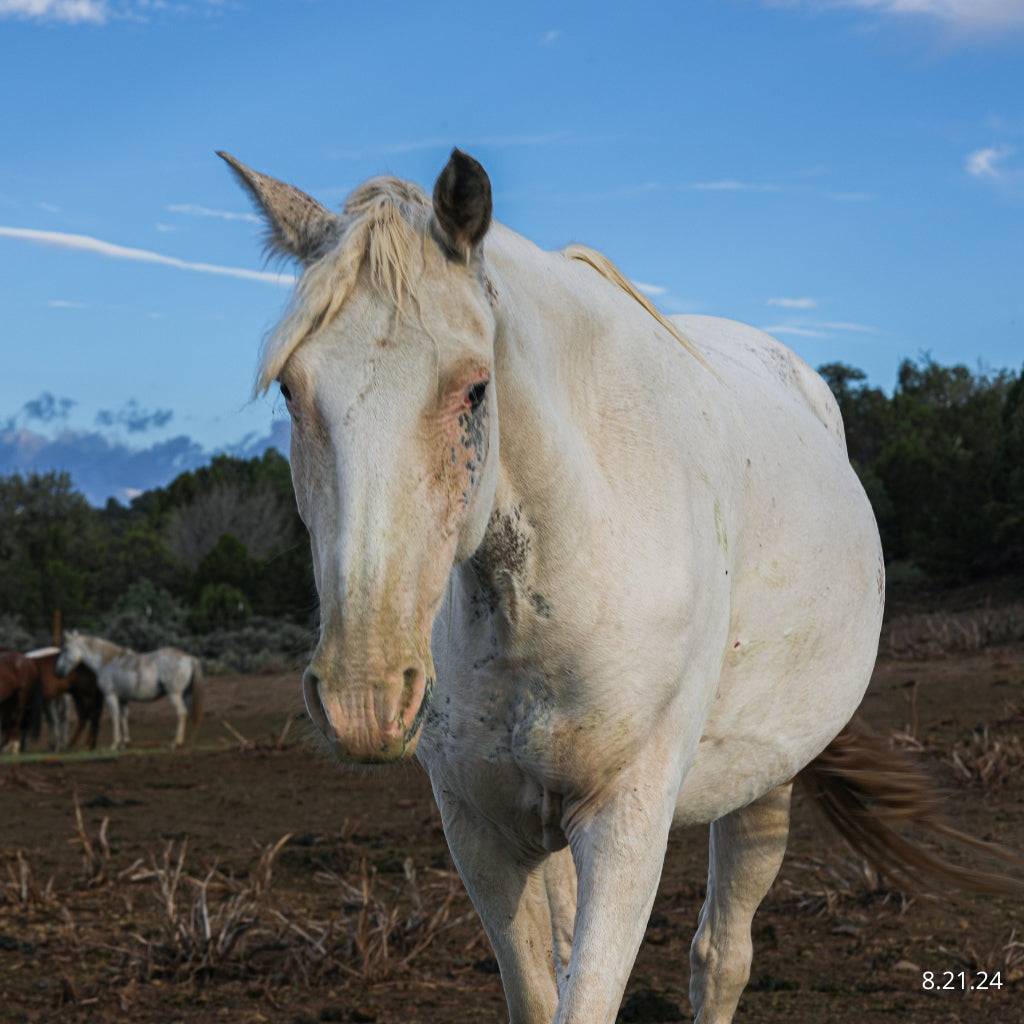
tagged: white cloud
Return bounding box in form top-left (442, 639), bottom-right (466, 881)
top-left (767, 0), bottom-right (1024, 32)
top-left (0, 0), bottom-right (235, 23)
top-left (763, 323), bottom-right (828, 338)
top-left (167, 203), bottom-right (260, 223)
top-left (634, 282), bottom-right (667, 297)
top-left (764, 319), bottom-right (878, 339)
top-left (540, 29), bottom-right (561, 46)
top-left (768, 297), bottom-right (818, 309)
top-left (689, 180), bottom-right (783, 193)
top-left (0, 0), bottom-right (108, 22)
top-left (854, 0), bottom-right (1024, 29)
top-left (817, 320), bottom-right (879, 333)
top-left (0, 226), bottom-right (295, 286)
top-left (966, 145), bottom-right (1014, 179)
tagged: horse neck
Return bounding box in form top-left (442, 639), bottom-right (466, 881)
top-left (80, 637), bottom-right (125, 670)
top-left (487, 227), bottom-right (654, 513)
top-left (478, 228), bottom-right (667, 605)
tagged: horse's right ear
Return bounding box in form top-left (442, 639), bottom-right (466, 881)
top-left (432, 149), bottom-right (492, 262)
top-left (217, 152), bottom-right (342, 265)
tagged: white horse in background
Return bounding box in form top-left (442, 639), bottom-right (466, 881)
top-left (57, 632), bottom-right (202, 750)
top-left (221, 149), bottom-right (1018, 1024)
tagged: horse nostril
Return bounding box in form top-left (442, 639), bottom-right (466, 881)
top-left (401, 663), bottom-right (429, 729)
top-left (302, 668), bottom-right (332, 738)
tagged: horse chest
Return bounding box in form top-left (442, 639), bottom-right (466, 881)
top-left (423, 652), bottom-right (641, 855)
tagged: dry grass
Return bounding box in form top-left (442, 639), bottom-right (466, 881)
top-left (885, 695), bottom-right (1024, 793)
top-left (778, 855), bottom-right (916, 919)
top-left (71, 791), bottom-right (111, 886)
top-left (939, 927), bottom-right (1024, 984)
top-left (946, 725), bottom-right (1024, 790)
top-left (1, 798), bottom-right (483, 1002)
top-left (881, 604), bottom-right (1024, 658)
top-left (2, 848), bottom-right (56, 906)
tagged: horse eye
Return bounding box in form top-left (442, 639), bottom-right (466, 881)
top-left (467, 381), bottom-right (488, 412)
top-left (279, 382), bottom-right (292, 403)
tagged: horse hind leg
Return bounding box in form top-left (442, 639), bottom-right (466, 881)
top-left (104, 694), bottom-right (123, 750)
top-left (689, 781), bottom-right (792, 1024)
top-left (120, 701), bottom-right (131, 748)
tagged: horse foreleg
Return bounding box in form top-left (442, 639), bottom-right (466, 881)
top-left (45, 696), bottom-right (70, 752)
top-left (552, 762), bottom-right (679, 1024)
top-left (66, 715), bottom-right (85, 750)
top-left (57, 693), bottom-right (71, 751)
top-left (689, 781), bottom-right (793, 1024)
top-left (544, 846), bottom-right (577, 996)
top-left (167, 692), bottom-right (187, 748)
top-left (436, 792), bottom-right (561, 1024)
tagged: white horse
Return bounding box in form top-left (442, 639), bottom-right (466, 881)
top-left (56, 632), bottom-right (202, 750)
top-left (222, 150), bottom-right (1013, 1023)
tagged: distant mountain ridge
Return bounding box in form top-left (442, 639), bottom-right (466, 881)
top-left (0, 420), bottom-right (290, 506)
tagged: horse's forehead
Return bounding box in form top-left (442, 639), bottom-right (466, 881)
top-left (290, 274), bottom-right (492, 388)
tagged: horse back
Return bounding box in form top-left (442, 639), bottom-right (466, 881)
top-left (0, 651), bottom-right (40, 696)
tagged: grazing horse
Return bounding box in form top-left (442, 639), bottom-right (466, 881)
top-left (222, 150), bottom-right (1018, 1024)
top-left (26, 648), bottom-right (103, 751)
top-left (56, 632), bottom-right (203, 750)
top-left (0, 650), bottom-right (41, 754)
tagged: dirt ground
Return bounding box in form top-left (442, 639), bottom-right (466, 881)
top-left (2, 611), bottom-right (1023, 1023)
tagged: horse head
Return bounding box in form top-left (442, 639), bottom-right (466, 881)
top-left (223, 149), bottom-right (499, 763)
top-left (55, 630), bottom-right (86, 679)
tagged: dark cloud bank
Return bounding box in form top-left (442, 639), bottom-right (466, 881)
top-left (2, 393), bottom-right (290, 506)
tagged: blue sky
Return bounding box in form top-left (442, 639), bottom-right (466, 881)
top-left (1, 0), bottom-right (1022, 504)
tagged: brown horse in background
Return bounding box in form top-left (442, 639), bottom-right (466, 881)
top-left (0, 651), bottom-right (41, 754)
top-left (28, 649), bottom-right (103, 751)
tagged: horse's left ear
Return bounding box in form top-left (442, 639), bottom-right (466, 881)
top-left (432, 149), bottom-right (492, 262)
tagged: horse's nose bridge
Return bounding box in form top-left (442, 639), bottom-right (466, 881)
top-left (307, 632), bottom-right (427, 700)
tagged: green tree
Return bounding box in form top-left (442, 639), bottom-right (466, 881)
top-left (873, 359), bottom-right (1015, 573)
top-left (0, 471), bottom-right (101, 632)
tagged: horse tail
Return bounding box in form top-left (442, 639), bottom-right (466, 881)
top-left (797, 723), bottom-right (1024, 895)
top-left (186, 657), bottom-right (204, 741)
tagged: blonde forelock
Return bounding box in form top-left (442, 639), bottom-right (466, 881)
top-left (255, 177), bottom-right (432, 395)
